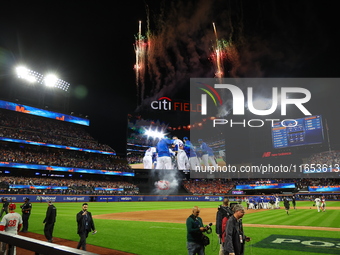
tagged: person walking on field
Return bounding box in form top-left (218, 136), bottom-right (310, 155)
top-left (224, 204), bottom-right (251, 255)
top-left (216, 198), bottom-right (233, 255)
top-left (321, 196), bottom-right (326, 212)
top-left (186, 206), bottom-right (207, 255)
top-left (292, 195), bottom-right (296, 210)
top-left (283, 198), bottom-right (290, 215)
top-left (76, 203), bottom-right (96, 251)
top-left (314, 197), bottom-right (321, 212)
top-left (43, 201), bottom-right (57, 243)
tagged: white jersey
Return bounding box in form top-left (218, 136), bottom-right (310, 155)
top-left (173, 139), bottom-right (184, 152)
top-left (0, 212), bottom-right (23, 234)
top-left (144, 147), bottom-right (156, 157)
top-left (314, 198), bottom-right (321, 205)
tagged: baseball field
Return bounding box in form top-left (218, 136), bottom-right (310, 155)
top-left (14, 200), bottom-right (340, 255)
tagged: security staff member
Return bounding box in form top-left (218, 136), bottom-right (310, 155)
top-left (0, 198), bottom-right (9, 218)
top-left (20, 197), bottom-right (32, 232)
top-left (43, 201), bottom-right (57, 242)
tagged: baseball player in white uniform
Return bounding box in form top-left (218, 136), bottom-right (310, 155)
top-left (143, 146), bottom-right (156, 169)
top-left (275, 195), bottom-right (280, 209)
top-left (314, 197), bottom-right (321, 212)
top-left (172, 136), bottom-right (189, 170)
top-left (0, 203), bottom-right (23, 255)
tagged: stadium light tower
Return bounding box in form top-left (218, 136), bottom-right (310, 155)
top-left (44, 74), bottom-right (58, 87)
top-left (14, 65), bottom-right (71, 112)
top-left (15, 65), bottom-right (70, 92)
top-left (15, 66), bottom-right (44, 84)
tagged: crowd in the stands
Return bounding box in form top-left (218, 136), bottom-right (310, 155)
top-left (0, 109), bottom-right (114, 152)
top-left (183, 179), bottom-right (234, 194)
top-left (0, 144), bottom-right (132, 171)
top-left (182, 178), bottom-right (340, 195)
top-left (0, 176), bottom-right (139, 195)
top-left (306, 150), bottom-right (340, 166)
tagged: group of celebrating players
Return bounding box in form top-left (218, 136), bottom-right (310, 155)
top-left (143, 136), bottom-right (220, 170)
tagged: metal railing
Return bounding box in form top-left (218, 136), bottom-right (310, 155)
top-left (0, 232), bottom-right (99, 255)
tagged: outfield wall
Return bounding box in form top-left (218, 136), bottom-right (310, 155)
top-left (0, 194), bottom-right (225, 203)
top-left (0, 194), bottom-right (339, 203)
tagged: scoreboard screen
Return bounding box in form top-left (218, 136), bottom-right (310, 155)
top-left (236, 183), bottom-right (295, 190)
top-left (272, 115), bottom-right (324, 149)
top-left (0, 99), bottom-right (89, 126)
top-left (308, 185), bottom-right (340, 192)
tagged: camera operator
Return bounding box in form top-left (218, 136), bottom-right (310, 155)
top-left (186, 206), bottom-right (208, 255)
top-left (224, 204), bottom-right (251, 255)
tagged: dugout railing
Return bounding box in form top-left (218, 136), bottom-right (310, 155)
top-left (0, 231), bottom-right (99, 255)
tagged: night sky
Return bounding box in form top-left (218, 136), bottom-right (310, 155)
top-left (0, 0), bottom-right (339, 156)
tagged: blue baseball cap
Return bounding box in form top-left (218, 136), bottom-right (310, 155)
top-left (198, 139), bottom-right (203, 142)
top-left (183, 137), bottom-right (188, 140)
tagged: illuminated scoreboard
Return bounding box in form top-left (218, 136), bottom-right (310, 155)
top-left (272, 115), bottom-right (324, 149)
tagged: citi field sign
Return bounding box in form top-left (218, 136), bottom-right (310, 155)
top-left (150, 97), bottom-right (201, 112)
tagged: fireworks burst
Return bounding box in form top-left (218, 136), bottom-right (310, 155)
top-left (134, 20), bottom-right (147, 102)
top-left (211, 22), bottom-right (229, 82)
top-left (133, 1), bottom-right (244, 110)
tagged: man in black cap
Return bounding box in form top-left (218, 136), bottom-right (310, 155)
top-left (43, 201), bottom-right (57, 242)
top-left (20, 197), bottom-right (32, 232)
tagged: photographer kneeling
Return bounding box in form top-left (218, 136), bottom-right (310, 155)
top-left (186, 206), bottom-right (211, 255)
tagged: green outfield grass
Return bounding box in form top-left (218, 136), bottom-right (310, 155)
top-left (11, 201), bottom-right (340, 255)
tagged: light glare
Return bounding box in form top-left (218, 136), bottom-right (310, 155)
top-left (44, 74), bottom-right (58, 87)
top-left (15, 66), bottom-right (70, 91)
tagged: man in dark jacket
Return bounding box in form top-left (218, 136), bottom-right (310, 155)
top-left (283, 197), bottom-right (290, 215)
top-left (43, 201), bottom-right (57, 242)
top-left (292, 195), bottom-right (296, 210)
top-left (224, 204), bottom-right (250, 255)
top-left (20, 197), bottom-right (32, 232)
top-left (186, 206), bottom-right (207, 255)
top-left (216, 197), bottom-right (233, 255)
top-left (0, 198), bottom-right (9, 218)
top-left (76, 203), bottom-right (96, 251)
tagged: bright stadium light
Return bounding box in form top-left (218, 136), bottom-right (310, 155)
top-left (15, 66), bottom-right (43, 84)
top-left (14, 66), bottom-right (70, 92)
top-left (44, 74), bottom-right (58, 87)
top-left (16, 66), bottom-right (29, 78)
top-left (144, 128), bottom-right (165, 139)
